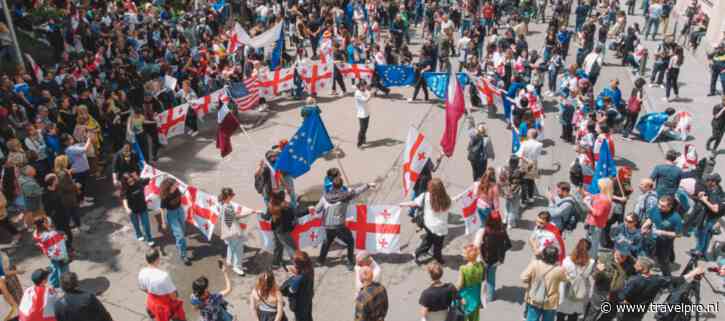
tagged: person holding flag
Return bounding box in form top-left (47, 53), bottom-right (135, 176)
top-left (218, 188), bottom-right (257, 277)
top-left (585, 179), bottom-right (615, 258)
top-left (313, 177), bottom-right (376, 270)
top-left (159, 178), bottom-right (191, 266)
top-left (32, 217), bottom-right (70, 289)
top-left (400, 178), bottom-right (452, 265)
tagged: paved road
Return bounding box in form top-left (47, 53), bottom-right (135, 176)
top-left (3, 6), bottom-right (725, 321)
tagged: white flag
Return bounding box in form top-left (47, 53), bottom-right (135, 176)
top-left (402, 126), bottom-right (433, 196)
top-left (453, 183), bottom-right (481, 235)
top-left (346, 205), bottom-right (401, 254)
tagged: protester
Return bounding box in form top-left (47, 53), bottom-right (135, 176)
top-left (649, 150), bottom-right (683, 197)
top-left (521, 246), bottom-right (568, 321)
top-left (32, 217), bottom-right (69, 289)
top-left (60, 133), bottom-right (94, 209)
top-left (475, 167), bottom-right (499, 225)
top-left (121, 173), bottom-right (154, 247)
top-left (585, 179), bottom-right (614, 258)
top-left (634, 178), bottom-right (658, 222)
top-left (159, 177), bottom-right (191, 266)
top-left (642, 195), bottom-right (683, 276)
top-left (693, 174), bottom-right (724, 258)
top-left (138, 249), bottom-right (186, 321)
top-left (456, 244), bottom-right (485, 321)
top-left (19, 165), bottom-right (44, 229)
top-left (263, 191), bottom-right (300, 270)
top-left (498, 156), bottom-right (525, 229)
top-left (354, 266), bottom-right (388, 321)
top-left (466, 115), bottom-right (493, 181)
top-left (419, 262), bottom-right (457, 321)
top-left (281, 251), bottom-right (315, 321)
top-left (474, 211), bottom-right (511, 302)
top-left (249, 271), bottom-right (287, 321)
top-left (546, 182), bottom-right (576, 231)
top-left (18, 269), bottom-right (59, 321)
top-left (354, 81), bottom-right (372, 149)
top-left (0, 250), bottom-right (23, 321)
top-left (400, 178), bottom-right (452, 265)
top-left (705, 95), bottom-right (725, 152)
top-left (190, 265), bottom-right (233, 321)
top-left (517, 129), bottom-right (543, 204)
top-left (610, 213), bottom-right (646, 258)
top-left (54, 272), bottom-right (114, 321)
top-left (219, 188), bottom-right (254, 276)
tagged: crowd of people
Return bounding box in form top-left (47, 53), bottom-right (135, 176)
top-left (1, 0), bottom-right (725, 321)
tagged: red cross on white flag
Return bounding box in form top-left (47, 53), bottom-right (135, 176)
top-left (156, 104), bottom-right (188, 145)
top-left (346, 205), bottom-right (401, 254)
top-left (184, 186), bottom-right (218, 241)
top-left (402, 127), bottom-right (433, 197)
top-left (337, 63), bottom-right (374, 83)
top-left (453, 183), bottom-right (481, 235)
top-left (298, 62), bottom-right (332, 95)
top-left (258, 67), bottom-right (295, 98)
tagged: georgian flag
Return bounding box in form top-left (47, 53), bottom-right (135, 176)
top-left (185, 187), bottom-right (218, 241)
top-left (402, 127), bottom-right (432, 196)
top-left (453, 184), bottom-right (481, 235)
top-left (140, 164), bottom-right (169, 212)
top-left (346, 205), bottom-right (401, 254)
top-left (19, 286), bottom-right (58, 321)
top-left (257, 67), bottom-right (295, 98)
top-left (156, 104), bottom-right (188, 145)
top-left (256, 211), bottom-right (325, 252)
top-left (297, 62), bottom-right (333, 94)
top-left (227, 23), bottom-right (246, 54)
top-left (534, 224), bottom-right (566, 263)
top-left (25, 53), bottom-right (43, 81)
top-left (337, 63), bottom-right (374, 83)
top-left (476, 76), bottom-right (502, 106)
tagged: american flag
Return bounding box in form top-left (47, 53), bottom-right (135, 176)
top-left (224, 77), bottom-right (259, 111)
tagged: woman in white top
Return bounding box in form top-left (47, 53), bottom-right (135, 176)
top-left (218, 188), bottom-right (257, 276)
top-left (401, 178), bottom-right (452, 265)
top-left (557, 239), bottom-right (595, 321)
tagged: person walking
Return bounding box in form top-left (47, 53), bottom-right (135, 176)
top-left (281, 251), bottom-right (315, 321)
top-left (354, 81), bottom-right (372, 149)
top-left (354, 266), bottom-right (388, 321)
top-left (706, 41), bottom-right (725, 96)
top-left (649, 150), bottom-right (683, 197)
top-left (400, 178), bottom-right (452, 265)
top-left (475, 212), bottom-right (511, 302)
top-left (32, 217), bottom-right (70, 289)
top-left (557, 239), bottom-right (594, 321)
top-left (138, 249), bottom-right (186, 321)
top-left (54, 272), bottom-right (113, 321)
top-left (622, 78), bottom-right (646, 140)
top-left (249, 271), bottom-right (287, 321)
top-left (19, 165), bottom-right (45, 230)
top-left (121, 173), bottom-right (155, 247)
top-left (419, 262), bottom-right (457, 321)
top-left (190, 265), bottom-right (233, 321)
top-left (456, 244), bottom-right (485, 321)
top-left (498, 156), bottom-right (525, 229)
top-left (159, 178), bottom-right (191, 266)
top-left (517, 129), bottom-right (543, 204)
top-left (521, 246), bottom-right (568, 321)
top-left (466, 115), bottom-right (493, 181)
top-left (633, 178), bottom-right (658, 223)
top-left (644, 0), bottom-right (664, 40)
top-left (585, 179), bottom-right (614, 258)
top-left (664, 45), bottom-right (683, 102)
top-left (314, 177), bottom-right (374, 270)
top-left (705, 95), bottom-right (725, 152)
top-left (60, 133), bottom-right (94, 209)
top-left (18, 269), bottom-right (59, 321)
top-left (641, 195), bottom-right (683, 276)
top-left (54, 155), bottom-right (83, 236)
top-left (475, 167), bottom-right (499, 225)
top-left (692, 174), bottom-right (724, 258)
top-left (354, 251), bottom-right (382, 294)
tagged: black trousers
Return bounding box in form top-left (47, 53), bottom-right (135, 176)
top-left (522, 178), bottom-right (536, 202)
top-left (412, 76), bottom-right (429, 100)
top-left (318, 227), bottom-right (355, 265)
top-left (415, 227), bottom-right (444, 262)
top-left (650, 62), bottom-right (666, 85)
top-left (294, 310), bottom-right (313, 321)
top-left (53, 205), bottom-right (74, 251)
top-left (332, 67), bottom-right (347, 93)
top-left (470, 159), bottom-right (487, 182)
top-left (556, 312), bottom-right (579, 321)
top-left (622, 111), bottom-right (639, 138)
top-left (561, 123), bottom-right (574, 142)
top-left (706, 129), bottom-right (723, 151)
top-left (0, 219), bottom-right (19, 237)
top-left (357, 117), bottom-right (370, 147)
top-left (665, 68), bottom-right (680, 98)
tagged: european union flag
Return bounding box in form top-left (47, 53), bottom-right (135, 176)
top-left (275, 106), bottom-right (334, 178)
top-left (211, 0), bottom-right (225, 12)
top-left (423, 72), bottom-right (449, 99)
top-left (376, 64), bottom-right (416, 87)
top-left (227, 81), bottom-right (249, 99)
top-left (512, 128), bottom-right (521, 154)
top-left (636, 112), bottom-right (669, 143)
top-left (423, 72), bottom-right (472, 99)
top-left (588, 138), bottom-right (617, 194)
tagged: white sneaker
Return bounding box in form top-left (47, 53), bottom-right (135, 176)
top-left (79, 201), bottom-right (93, 208)
top-left (189, 131), bottom-right (198, 137)
top-left (232, 267), bottom-right (246, 276)
top-left (137, 236), bottom-right (145, 241)
top-left (147, 241), bottom-right (155, 247)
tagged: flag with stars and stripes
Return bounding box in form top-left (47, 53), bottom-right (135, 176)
top-left (274, 106), bottom-right (334, 178)
top-left (225, 77), bottom-right (260, 111)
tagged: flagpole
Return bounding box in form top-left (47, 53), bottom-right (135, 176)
top-left (333, 145), bottom-right (352, 186)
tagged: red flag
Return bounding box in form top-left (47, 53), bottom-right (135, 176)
top-left (440, 74), bottom-right (466, 157)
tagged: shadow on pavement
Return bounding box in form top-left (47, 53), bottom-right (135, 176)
top-left (79, 276), bottom-right (111, 295)
top-left (496, 285), bottom-right (526, 304)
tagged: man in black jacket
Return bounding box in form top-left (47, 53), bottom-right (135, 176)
top-left (54, 272), bottom-right (113, 321)
top-left (706, 96), bottom-right (725, 152)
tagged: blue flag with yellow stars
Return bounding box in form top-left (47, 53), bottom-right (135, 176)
top-left (275, 106), bottom-right (334, 178)
top-left (588, 138), bottom-right (617, 194)
top-left (423, 72), bottom-right (472, 99)
top-left (375, 64), bottom-right (416, 87)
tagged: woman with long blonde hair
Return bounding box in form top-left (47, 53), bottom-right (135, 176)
top-left (73, 105), bottom-right (103, 178)
top-left (249, 271), bottom-right (287, 321)
top-left (585, 178), bottom-right (614, 257)
top-left (456, 244), bottom-right (485, 321)
top-left (401, 177), bottom-right (452, 264)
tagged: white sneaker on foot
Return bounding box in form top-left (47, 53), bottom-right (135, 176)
top-left (232, 267), bottom-right (246, 276)
top-left (137, 236), bottom-right (145, 241)
top-left (407, 98), bottom-right (414, 103)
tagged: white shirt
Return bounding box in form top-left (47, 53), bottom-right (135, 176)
top-left (441, 20), bottom-right (455, 34)
top-left (415, 192), bottom-right (449, 236)
top-left (138, 266), bottom-right (176, 295)
top-left (517, 139), bottom-right (543, 164)
top-left (583, 53), bottom-right (603, 74)
top-left (354, 89), bottom-right (371, 118)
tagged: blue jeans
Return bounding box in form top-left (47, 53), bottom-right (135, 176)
top-left (131, 210), bottom-right (153, 242)
top-left (165, 208), bottom-right (188, 259)
top-left (477, 207), bottom-right (492, 227)
top-left (588, 226), bottom-right (603, 258)
top-left (49, 260), bottom-right (69, 288)
top-left (226, 237), bottom-right (245, 269)
top-left (526, 304), bottom-right (556, 321)
top-left (486, 263), bottom-right (497, 301)
top-left (695, 218), bottom-right (717, 257)
top-left (645, 18), bottom-right (660, 39)
top-left (504, 194), bottom-right (522, 226)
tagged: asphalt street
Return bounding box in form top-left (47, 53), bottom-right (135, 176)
top-left (2, 7), bottom-right (724, 321)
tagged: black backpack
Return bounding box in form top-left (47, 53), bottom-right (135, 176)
top-left (569, 158), bottom-right (584, 187)
top-left (467, 135), bottom-right (487, 162)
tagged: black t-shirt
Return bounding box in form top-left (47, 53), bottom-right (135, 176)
top-left (124, 179), bottom-right (149, 213)
top-left (419, 283), bottom-right (456, 312)
top-left (704, 186), bottom-right (725, 219)
top-left (161, 189), bottom-right (182, 210)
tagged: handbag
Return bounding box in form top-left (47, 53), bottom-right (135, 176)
top-left (446, 292), bottom-right (465, 321)
top-left (411, 194), bottom-right (426, 229)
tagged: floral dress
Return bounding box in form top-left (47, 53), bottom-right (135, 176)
top-left (190, 293), bottom-right (233, 321)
